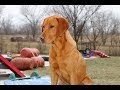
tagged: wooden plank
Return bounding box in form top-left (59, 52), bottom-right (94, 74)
top-left (0, 54), bottom-right (26, 77)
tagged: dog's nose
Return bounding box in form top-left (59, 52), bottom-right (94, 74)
top-left (40, 35), bottom-right (44, 40)
top-left (40, 35), bottom-right (45, 43)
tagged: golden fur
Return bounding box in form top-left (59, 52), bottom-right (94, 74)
top-left (40, 15), bottom-right (93, 85)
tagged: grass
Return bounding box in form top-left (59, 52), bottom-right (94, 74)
top-left (22, 66), bottom-right (50, 77)
top-left (22, 56), bottom-right (120, 85)
top-left (86, 56), bottom-right (120, 85)
top-left (0, 35), bottom-right (50, 54)
top-left (1, 35), bottom-right (120, 84)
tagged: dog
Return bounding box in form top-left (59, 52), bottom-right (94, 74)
top-left (40, 15), bottom-right (93, 85)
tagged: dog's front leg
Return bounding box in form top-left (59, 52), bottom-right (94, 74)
top-left (70, 72), bottom-right (86, 85)
top-left (49, 48), bottom-right (59, 85)
top-left (49, 59), bottom-right (59, 85)
top-left (70, 73), bottom-right (80, 85)
top-left (51, 68), bottom-right (59, 85)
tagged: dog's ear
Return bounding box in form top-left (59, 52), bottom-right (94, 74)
top-left (56, 17), bottom-right (69, 36)
top-left (41, 18), bottom-right (46, 28)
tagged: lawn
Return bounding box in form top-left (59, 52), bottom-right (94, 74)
top-left (22, 56), bottom-right (120, 85)
top-left (86, 56), bottom-right (120, 85)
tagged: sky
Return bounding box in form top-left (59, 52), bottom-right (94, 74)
top-left (1, 5), bottom-right (120, 26)
top-left (2, 5), bottom-right (23, 25)
top-left (101, 5), bottom-right (120, 18)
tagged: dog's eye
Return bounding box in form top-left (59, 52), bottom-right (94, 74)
top-left (49, 25), bottom-right (54, 28)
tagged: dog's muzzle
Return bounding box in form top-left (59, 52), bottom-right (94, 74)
top-left (40, 35), bottom-right (45, 43)
top-left (40, 29), bottom-right (47, 43)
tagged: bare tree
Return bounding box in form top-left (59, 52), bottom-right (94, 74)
top-left (84, 14), bottom-right (102, 50)
top-left (95, 12), bottom-right (113, 46)
top-left (0, 5), bottom-right (5, 52)
top-left (51, 5), bottom-right (101, 49)
top-left (20, 5), bottom-right (48, 41)
top-left (0, 5), bottom-right (5, 34)
top-left (18, 24), bottom-right (31, 36)
top-left (110, 18), bottom-right (120, 46)
top-left (1, 16), bottom-right (13, 35)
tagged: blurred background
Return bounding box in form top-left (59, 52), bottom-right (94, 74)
top-left (0, 5), bottom-right (120, 56)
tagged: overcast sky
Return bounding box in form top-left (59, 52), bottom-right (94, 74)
top-left (2, 5), bottom-right (24, 26)
top-left (2, 5), bottom-right (120, 26)
top-left (101, 5), bottom-right (120, 17)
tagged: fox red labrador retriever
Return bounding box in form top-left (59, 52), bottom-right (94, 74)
top-left (40, 15), bottom-right (93, 85)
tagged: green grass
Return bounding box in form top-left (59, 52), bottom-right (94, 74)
top-left (86, 56), bottom-right (120, 85)
top-left (22, 56), bottom-right (120, 85)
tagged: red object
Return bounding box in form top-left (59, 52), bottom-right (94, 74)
top-left (31, 57), bottom-right (45, 67)
top-left (0, 54), bottom-right (26, 77)
top-left (11, 58), bottom-right (34, 70)
top-left (31, 57), bottom-right (39, 68)
top-left (20, 48), bottom-right (40, 58)
top-left (38, 57), bottom-right (45, 67)
top-left (93, 50), bottom-right (110, 58)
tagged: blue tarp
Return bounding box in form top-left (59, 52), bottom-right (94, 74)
top-left (4, 75), bottom-right (51, 85)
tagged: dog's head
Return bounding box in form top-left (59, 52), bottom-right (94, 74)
top-left (40, 15), bottom-right (69, 44)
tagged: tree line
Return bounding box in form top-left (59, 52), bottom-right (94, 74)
top-left (0, 5), bottom-right (120, 55)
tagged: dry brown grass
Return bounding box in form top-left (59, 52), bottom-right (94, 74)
top-left (0, 35), bottom-right (50, 54)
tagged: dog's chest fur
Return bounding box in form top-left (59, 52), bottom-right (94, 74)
top-left (50, 46), bottom-right (76, 83)
top-left (54, 55), bottom-right (71, 83)
top-left (49, 31), bottom-right (82, 84)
